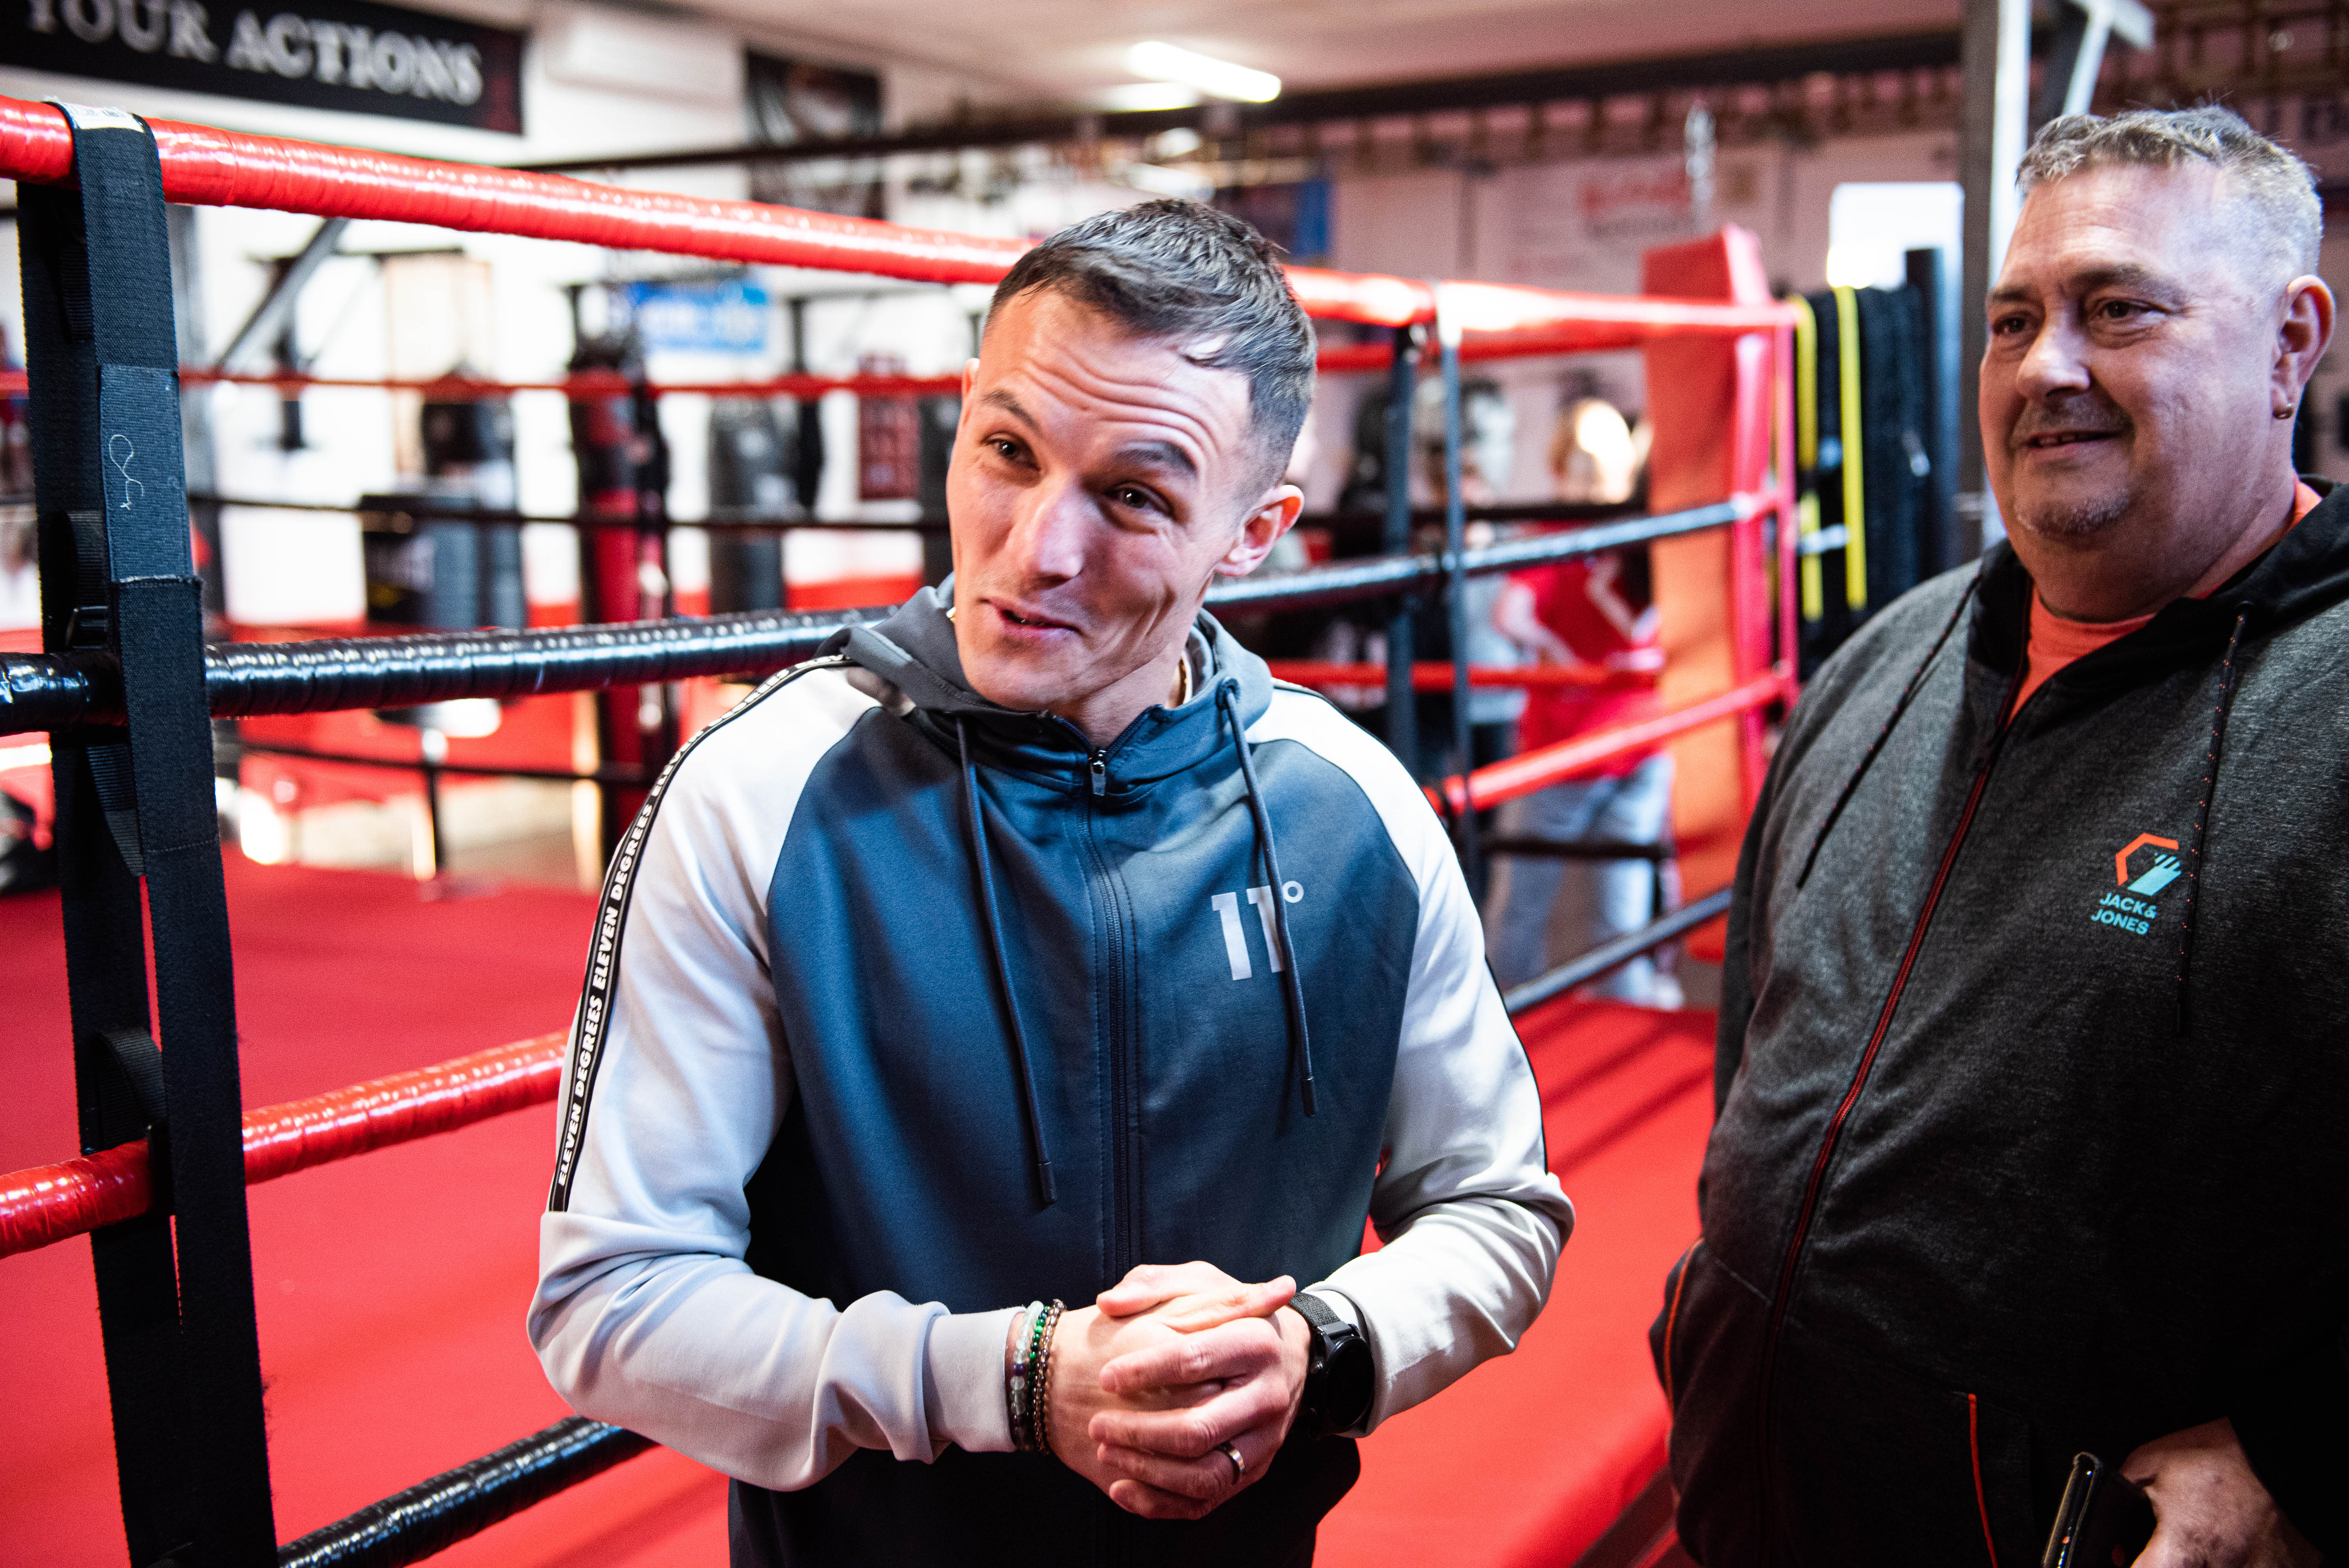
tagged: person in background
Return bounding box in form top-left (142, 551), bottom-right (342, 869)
top-left (1481, 394), bottom-right (1677, 1003)
top-left (1482, 578), bottom-right (1675, 1003)
top-left (1551, 390), bottom-right (1643, 507)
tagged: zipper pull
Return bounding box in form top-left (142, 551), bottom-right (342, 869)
top-left (1089, 751), bottom-right (1108, 797)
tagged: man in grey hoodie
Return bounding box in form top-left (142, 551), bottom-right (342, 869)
top-left (530, 200), bottom-right (1571, 1566)
top-left (1656, 107), bottom-right (2338, 1566)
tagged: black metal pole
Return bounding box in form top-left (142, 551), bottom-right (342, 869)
top-left (20, 104), bottom-right (276, 1568)
top-left (1500, 887), bottom-right (1732, 1015)
top-left (1381, 324), bottom-right (1418, 766)
top-left (418, 729), bottom-right (447, 879)
top-left (1440, 313), bottom-right (1480, 888)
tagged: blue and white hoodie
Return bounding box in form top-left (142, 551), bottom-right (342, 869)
top-left (529, 585), bottom-right (1571, 1565)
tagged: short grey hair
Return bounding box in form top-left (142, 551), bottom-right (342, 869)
top-left (2018, 105), bottom-right (2322, 282)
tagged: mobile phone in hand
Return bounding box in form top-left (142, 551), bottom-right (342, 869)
top-left (2041, 1452), bottom-right (2157, 1568)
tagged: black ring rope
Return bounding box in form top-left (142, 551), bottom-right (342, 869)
top-left (0, 500), bottom-right (1743, 736)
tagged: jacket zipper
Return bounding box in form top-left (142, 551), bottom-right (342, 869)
top-left (1077, 746), bottom-right (1138, 1568)
top-left (1078, 748), bottom-right (1137, 1279)
top-left (1753, 679), bottom-right (2023, 1533)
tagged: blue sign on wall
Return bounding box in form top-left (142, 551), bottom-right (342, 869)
top-left (624, 280), bottom-right (771, 355)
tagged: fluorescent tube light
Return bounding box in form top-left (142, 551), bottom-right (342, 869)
top-left (1094, 82), bottom-right (1204, 112)
top-left (1126, 41), bottom-right (1281, 103)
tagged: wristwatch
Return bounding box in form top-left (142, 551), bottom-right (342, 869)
top-left (1290, 1291), bottom-right (1375, 1437)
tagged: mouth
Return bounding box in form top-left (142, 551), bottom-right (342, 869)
top-left (983, 599), bottom-right (1080, 639)
top-left (2017, 429), bottom-right (2122, 453)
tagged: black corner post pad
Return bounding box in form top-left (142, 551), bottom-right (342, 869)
top-left (20, 102), bottom-right (279, 1568)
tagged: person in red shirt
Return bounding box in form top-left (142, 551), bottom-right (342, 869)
top-left (1483, 546), bottom-right (1679, 1004)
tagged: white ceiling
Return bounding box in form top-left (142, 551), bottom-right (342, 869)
top-left (685, 0), bottom-right (1959, 101)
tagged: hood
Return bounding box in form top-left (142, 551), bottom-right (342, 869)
top-left (821, 579), bottom-right (1278, 792)
top-left (1971, 476), bottom-right (2349, 694)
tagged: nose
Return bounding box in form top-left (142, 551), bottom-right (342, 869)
top-left (1000, 473), bottom-right (1090, 586)
top-left (2013, 314), bottom-right (2094, 406)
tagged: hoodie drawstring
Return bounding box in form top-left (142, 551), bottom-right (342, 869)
top-left (1795, 571), bottom-right (1982, 890)
top-left (2175, 606), bottom-right (2249, 1035)
top-left (957, 717), bottom-right (1057, 1206)
top-left (1217, 683), bottom-right (1318, 1117)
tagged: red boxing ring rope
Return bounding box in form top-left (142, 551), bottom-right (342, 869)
top-left (0, 1032), bottom-right (566, 1260)
top-left (167, 368), bottom-right (968, 399)
top-left (0, 330), bottom-right (1680, 400)
top-left (0, 95), bottom-right (1791, 338)
top-left (1431, 672), bottom-right (1789, 816)
top-left (1264, 661), bottom-right (1654, 691)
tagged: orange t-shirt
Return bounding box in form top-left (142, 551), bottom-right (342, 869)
top-left (2008, 482), bottom-right (2322, 717)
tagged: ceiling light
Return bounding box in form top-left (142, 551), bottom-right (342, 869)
top-left (1119, 161), bottom-right (1216, 200)
top-left (1093, 82), bottom-right (1204, 113)
top-left (1126, 41), bottom-right (1280, 104)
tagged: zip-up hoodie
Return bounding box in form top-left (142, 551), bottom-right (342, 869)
top-left (529, 584), bottom-right (1571, 1566)
top-left (1656, 481), bottom-right (2349, 1564)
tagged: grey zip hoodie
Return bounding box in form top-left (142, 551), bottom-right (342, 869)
top-left (1659, 481), bottom-right (2349, 1564)
top-left (531, 584), bottom-right (1571, 1565)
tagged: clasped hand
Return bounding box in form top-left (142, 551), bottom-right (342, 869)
top-left (1031, 1261), bottom-right (1313, 1521)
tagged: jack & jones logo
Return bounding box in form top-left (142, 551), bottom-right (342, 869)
top-left (2092, 833), bottom-right (2181, 936)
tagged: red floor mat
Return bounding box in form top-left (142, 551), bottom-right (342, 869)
top-left (1318, 1000), bottom-right (1713, 1568)
top-left (0, 859), bottom-right (1713, 1566)
top-left (0, 858), bottom-right (729, 1567)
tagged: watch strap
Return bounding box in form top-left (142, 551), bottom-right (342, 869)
top-left (1290, 1290), bottom-right (1372, 1436)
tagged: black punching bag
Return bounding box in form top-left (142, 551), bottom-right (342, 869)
top-left (708, 397), bottom-right (793, 613)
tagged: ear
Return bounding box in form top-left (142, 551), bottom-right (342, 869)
top-left (2276, 276), bottom-right (2335, 418)
top-left (1214, 483), bottom-right (1306, 579)
top-left (957, 357), bottom-right (980, 419)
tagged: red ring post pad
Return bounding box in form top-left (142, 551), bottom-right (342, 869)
top-left (0, 95), bottom-right (1792, 336)
top-left (0, 1032), bottom-right (566, 1260)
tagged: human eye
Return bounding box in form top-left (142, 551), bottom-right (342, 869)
top-left (1107, 483), bottom-right (1167, 515)
top-left (2090, 296), bottom-right (2158, 328)
top-left (983, 433), bottom-right (1031, 466)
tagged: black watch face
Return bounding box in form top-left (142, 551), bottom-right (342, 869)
top-left (1310, 1322), bottom-right (1374, 1430)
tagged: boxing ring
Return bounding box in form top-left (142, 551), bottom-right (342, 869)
top-left (0, 93), bottom-right (1793, 1566)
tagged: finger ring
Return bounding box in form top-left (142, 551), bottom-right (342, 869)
top-left (1219, 1441), bottom-right (1245, 1484)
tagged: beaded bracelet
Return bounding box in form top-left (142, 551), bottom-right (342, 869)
top-left (1029, 1300), bottom-right (1066, 1456)
top-left (1006, 1300), bottom-right (1043, 1451)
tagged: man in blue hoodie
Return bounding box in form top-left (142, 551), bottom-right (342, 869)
top-left (529, 200), bottom-right (1572, 1566)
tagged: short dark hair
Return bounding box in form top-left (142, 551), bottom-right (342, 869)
top-left (987, 198), bottom-right (1316, 491)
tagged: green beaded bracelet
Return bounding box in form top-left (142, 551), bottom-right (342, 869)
top-left (1030, 1300), bottom-right (1066, 1456)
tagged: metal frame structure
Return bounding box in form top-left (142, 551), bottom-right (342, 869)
top-left (0, 91), bottom-right (1793, 1567)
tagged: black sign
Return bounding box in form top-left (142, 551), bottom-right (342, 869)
top-left (10, 0), bottom-right (524, 132)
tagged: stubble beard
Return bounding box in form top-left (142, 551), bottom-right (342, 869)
top-left (2010, 483), bottom-right (2134, 543)
top-left (2004, 396), bottom-right (2137, 544)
